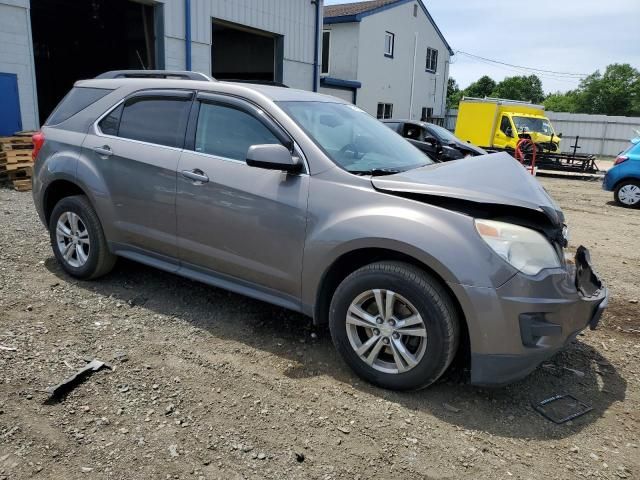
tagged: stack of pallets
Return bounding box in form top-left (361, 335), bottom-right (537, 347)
top-left (0, 132), bottom-right (35, 192)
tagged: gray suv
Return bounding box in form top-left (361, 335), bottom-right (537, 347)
top-left (32, 70), bottom-right (608, 390)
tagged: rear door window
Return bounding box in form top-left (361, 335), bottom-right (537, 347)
top-left (46, 87), bottom-right (112, 125)
top-left (116, 95), bottom-right (193, 148)
top-left (195, 103), bottom-right (282, 161)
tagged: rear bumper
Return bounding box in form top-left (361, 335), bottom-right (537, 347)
top-left (449, 246), bottom-right (607, 386)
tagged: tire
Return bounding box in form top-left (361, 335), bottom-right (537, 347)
top-left (329, 261), bottom-right (460, 391)
top-left (614, 180), bottom-right (640, 208)
top-left (49, 195), bottom-right (116, 279)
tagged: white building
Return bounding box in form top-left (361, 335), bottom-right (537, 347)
top-left (0, 0), bottom-right (324, 133)
top-left (321, 0), bottom-right (452, 121)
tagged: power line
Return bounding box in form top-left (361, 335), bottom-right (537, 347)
top-left (454, 54), bottom-right (584, 85)
top-left (455, 51), bottom-right (590, 78)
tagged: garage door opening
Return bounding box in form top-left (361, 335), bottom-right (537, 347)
top-left (212, 20), bottom-right (283, 84)
top-left (30, 0), bottom-right (162, 125)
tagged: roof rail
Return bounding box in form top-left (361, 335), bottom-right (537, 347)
top-left (95, 70), bottom-right (215, 82)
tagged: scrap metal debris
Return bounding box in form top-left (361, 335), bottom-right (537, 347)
top-left (533, 394), bottom-right (593, 424)
top-left (46, 359), bottom-right (112, 399)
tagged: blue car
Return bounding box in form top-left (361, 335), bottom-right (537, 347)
top-left (603, 136), bottom-right (640, 207)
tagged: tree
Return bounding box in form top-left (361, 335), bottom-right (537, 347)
top-left (464, 75), bottom-right (496, 99)
top-left (575, 64), bottom-right (640, 116)
top-left (491, 75), bottom-right (545, 104)
top-left (544, 90), bottom-right (580, 113)
top-left (446, 77), bottom-right (463, 108)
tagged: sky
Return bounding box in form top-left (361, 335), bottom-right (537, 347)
top-left (324, 0), bottom-right (640, 94)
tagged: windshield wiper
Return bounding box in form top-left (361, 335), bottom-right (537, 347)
top-left (348, 168), bottom-right (403, 177)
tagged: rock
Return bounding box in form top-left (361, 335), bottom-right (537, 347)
top-left (168, 445), bottom-right (179, 458)
top-left (257, 453), bottom-right (266, 460)
top-left (295, 452), bottom-right (305, 463)
top-left (165, 404), bottom-right (175, 415)
top-left (570, 446), bottom-right (580, 453)
top-left (81, 467), bottom-right (93, 473)
top-left (337, 426), bottom-right (350, 434)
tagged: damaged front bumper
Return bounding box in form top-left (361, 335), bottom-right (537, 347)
top-left (449, 246), bottom-right (608, 386)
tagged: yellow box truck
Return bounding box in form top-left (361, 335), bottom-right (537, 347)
top-left (454, 97), bottom-right (561, 153)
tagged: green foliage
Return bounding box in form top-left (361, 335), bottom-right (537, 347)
top-left (453, 64), bottom-right (640, 116)
top-left (491, 75), bottom-right (545, 104)
top-left (543, 90), bottom-right (580, 113)
top-left (446, 78), bottom-right (463, 109)
top-left (544, 64), bottom-right (640, 116)
top-left (464, 76), bottom-right (496, 98)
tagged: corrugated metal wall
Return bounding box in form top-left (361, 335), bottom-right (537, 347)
top-left (546, 112), bottom-right (640, 157)
top-left (159, 0), bottom-right (319, 90)
top-left (445, 109), bottom-right (640, 157)
top-left (0, 0), bottom-right (38, 131)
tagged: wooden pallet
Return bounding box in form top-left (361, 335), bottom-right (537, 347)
top-left (0, 150), bottom-right (32, 165)
top-left (12, 179), bottom-right (31, 192)
top-left (0, 134), bottom-right (35, 192)
top-left (0, 136), bottom-right (33, 152)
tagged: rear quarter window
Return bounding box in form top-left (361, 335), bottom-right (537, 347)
top-left (45, 87), bottom-right (112, 126)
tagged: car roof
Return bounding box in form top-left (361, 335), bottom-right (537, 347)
top-left (75, 78), bottom-right (345, 103)
top-left (382, 119), bottom-right (437, 128)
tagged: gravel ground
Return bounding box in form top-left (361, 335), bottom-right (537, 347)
top-left (0, 177), bottom-right (638, 480)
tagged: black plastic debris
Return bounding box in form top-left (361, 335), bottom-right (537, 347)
top-left (533, 394), bottom-right (593, 424)
top-left (46, 359), bottom-right (112, 399)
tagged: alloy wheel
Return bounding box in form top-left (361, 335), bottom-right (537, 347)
top-left (55, 212), bottom-right (91, 268)
top-left (346, 289), bottom-right (427, 374)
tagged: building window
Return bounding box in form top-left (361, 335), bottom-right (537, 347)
top-left (384, 32), bottom-right (395, 58)
top-left (321, 30), bottom-right (331, 75)
top-left (413, 4), bottom-right (418, 17)
top-left (426, 47), bottom-right (438, 73)
top-left (377, 103), bottom-right (393, 119)
top-left (421, 107), bottom-right (434, 121)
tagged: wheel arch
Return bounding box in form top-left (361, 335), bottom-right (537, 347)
top-left (43, 179), bottom-right (92, 226)
top-left (312, 247), bottom-right (470, 360)
top-left (613, 176), bottom-right (640, 191)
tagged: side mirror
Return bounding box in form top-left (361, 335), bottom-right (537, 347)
top-left (425, 136), bottom-right (438, 146)
top-left (558, 132), bottom-right (563, 138)
top-left (246, 144), bottom-right (301, 173)
top-left (505, 127), bottom-right (513, 138)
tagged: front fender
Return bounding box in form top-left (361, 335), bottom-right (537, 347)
top-left (301, 174), bottom-right (517, 310)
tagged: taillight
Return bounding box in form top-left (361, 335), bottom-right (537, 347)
top-left (32, 131), bottom-right (45, 162)
top-left (614, 155), bottom-right (628, 165)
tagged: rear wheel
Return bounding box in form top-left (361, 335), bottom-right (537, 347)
top-left (614, 180), bottom-right (640, 208)
top-left (49, 195), bottom-right (116, 279)
top-left (329, 261), bottom-right (460, 391)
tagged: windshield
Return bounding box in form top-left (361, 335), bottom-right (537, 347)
top-left (278, 101), bottom-right (433, 174)
top-left (427, 124), bottom-right (458, 143)
top-left (512, 116), bottom-right (554, 136)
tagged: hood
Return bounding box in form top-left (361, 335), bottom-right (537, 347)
top-left (527, 131), bottom-right (560, 144)
top-left (449, 138), bottom-right (487, 156)
top-left (371, 152), bottom-right (563, 225)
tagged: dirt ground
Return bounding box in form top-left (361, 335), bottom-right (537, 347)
top-left (0, 177), bottom-right (638, 480)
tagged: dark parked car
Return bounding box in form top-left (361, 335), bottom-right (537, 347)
top-left (32, 71), bottom-right (607, 391)
top-left (383, 120), bottom-right (486, 161)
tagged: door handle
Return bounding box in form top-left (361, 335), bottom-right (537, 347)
top-left (182, 169), bottom-right (209, 184)
top-left (93, 145), bottom-right (113, 157)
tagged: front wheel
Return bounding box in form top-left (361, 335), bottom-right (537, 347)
top-left (49, 195), bottom-right (116, 279)
top-left (329, 262), bottom-right (460, 391)
top-left (614, 180), bottom-right (640, 208)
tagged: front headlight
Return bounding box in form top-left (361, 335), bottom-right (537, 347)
top-left (474, 219), bottom-right (561, 275)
